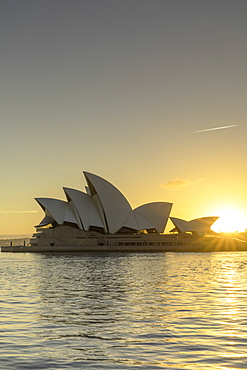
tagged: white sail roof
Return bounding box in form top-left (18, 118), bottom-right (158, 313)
top-left (35, 198), bottom-right (78, 226)
top-left (35, 172), bottom-right (174, 235)
top-left (63, 188), bottom-right (105, 231)
top-left (169, 217), bottom-right (187, 233)
top-left (84, 172), bottom-right (133, 234)
top-left (170, 216), bottom-right (219, 236)
top-left (134, 202), bottom-right (173, 233)
top-left (188, 217), bottom-right (219, 236)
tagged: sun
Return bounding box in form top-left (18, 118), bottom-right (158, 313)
top-left (211, 207), bottom-right (247, 233)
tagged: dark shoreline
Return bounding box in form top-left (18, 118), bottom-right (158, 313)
top-left (2, 238), bottom-right (247, 253)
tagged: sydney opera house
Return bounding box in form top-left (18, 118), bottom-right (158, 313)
top-left (25, 171), bottom-right (219, 252)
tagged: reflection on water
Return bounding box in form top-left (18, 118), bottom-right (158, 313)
top-left (1, 252), bottom-right (247, 369)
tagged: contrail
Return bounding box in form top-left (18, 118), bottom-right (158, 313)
top-left (191, 124), bottom-right (238, 133)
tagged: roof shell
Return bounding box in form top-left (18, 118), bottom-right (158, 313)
top-left (169, 217), bottom-right (187, 233)
top-left (84, 172), bottom-right (133, 234)
top-left (35, 198), bottom-right (78, 226)
top-left (170, 216), bottom-right (219, 236)
top-left (35, 172), bottom-right (174, 235)
top-left (188, 217), bottom-right (219, 235)
top-left (134, 202), bottom-right (173, 233)
top-left (63, 188), bottom-right (104, 231)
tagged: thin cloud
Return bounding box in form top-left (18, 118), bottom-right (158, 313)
top-left (191, 124), bottom-right (238, 134)
top-left (161, 177), bottom-right (205, 190)
top-left (0, 210), bottom-right (38, 214)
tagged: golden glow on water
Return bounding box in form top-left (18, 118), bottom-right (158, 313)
top-left (211, 207), bottom-right (247, 233)
top-left (1, 252), bottom-right (247, 369)
top-left (211, 254), bottom-right (247, 362)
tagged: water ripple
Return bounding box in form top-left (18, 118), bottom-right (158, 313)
top-left (1, 252), bottom-right (247, 369)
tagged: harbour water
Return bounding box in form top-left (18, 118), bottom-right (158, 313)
top-left (1, 251), bottom-right (247, 369)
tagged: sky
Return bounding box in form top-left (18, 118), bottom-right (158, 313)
top-left (1, 0), bottom-right (247, 236)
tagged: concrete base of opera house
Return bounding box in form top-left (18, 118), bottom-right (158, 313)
top-left (2, 235), bottom-right (247, 253)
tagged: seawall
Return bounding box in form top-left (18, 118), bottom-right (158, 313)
top-left (2, 238), bottom-right (247, 253)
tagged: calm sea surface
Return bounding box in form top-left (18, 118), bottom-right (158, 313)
top-left (1, 251), bottom-right (247, 369)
